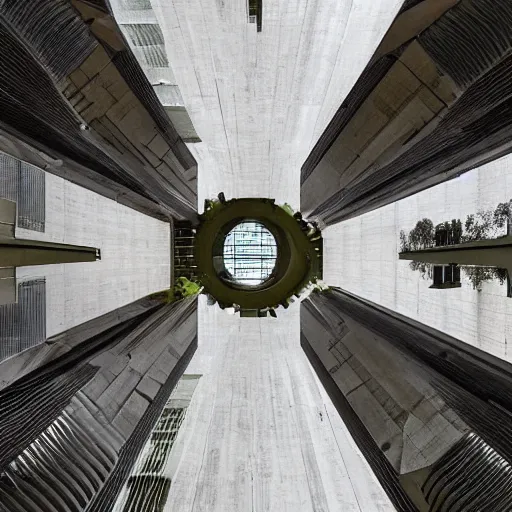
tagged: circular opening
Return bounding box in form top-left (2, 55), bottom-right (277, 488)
top-left (222, 221), bottom-right (278, 286)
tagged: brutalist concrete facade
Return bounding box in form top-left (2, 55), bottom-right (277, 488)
top-left (301, 0), bottom-right (512, 226)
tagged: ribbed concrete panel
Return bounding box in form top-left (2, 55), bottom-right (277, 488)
top-left (301, 0), bottom-right (512, 225)
top-left (0, 0), bottom-right (198, 221)
top-left (301, 288), bottom-right (512, 510)
top-left (0, 297), bottom-right (198, 510)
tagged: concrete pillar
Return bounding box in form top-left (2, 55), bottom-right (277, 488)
top-left (0, 0), bottom-right (198, 222)
top-left (301, 288), bottom-right (512, 511)
top-left (0, 297), bottom-right (198, 510)
top-left (301, 0), bottom-right (512, 226)
top-left (399, 235), bottom-right (512, 276)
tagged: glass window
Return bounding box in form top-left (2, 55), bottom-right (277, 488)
top-left (223, 221), bottom-right (277, 285)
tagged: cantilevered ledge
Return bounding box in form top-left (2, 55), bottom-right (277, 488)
top-left (399, 236), bottom-right (512, 275)
top-left (0, 238), bottom-right (100, 267)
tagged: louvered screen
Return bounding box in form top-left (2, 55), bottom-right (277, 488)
top-left (0, 152), bottom-right (45, 232)
top-left (0, 279), bottom-right (46, 362)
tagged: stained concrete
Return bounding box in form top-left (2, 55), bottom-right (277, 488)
top-left (164, 299), bottom-right (394, 512)
top-left (150, 0), bottom-right (403, 209)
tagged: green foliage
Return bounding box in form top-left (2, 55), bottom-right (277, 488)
top-left (409, 261), bottom-right (432, 279)
top-left (399, 230), bottom-right (409, 252)
top-left (435, 219), bottom-right (462, 245)
top-left (462, 209), bottom-right (500, 242)
top-left (460, 266), bottom-right (508, 291)
top-left (406, 218), bottom-right (435, 251)
top-left (493, 200), bottom-right (512, 229)
top-left (281, 203), bottom-right (295, 216)
top-left (401, 199), bottom-right (511, 288)
top-left (164, 277), bottom-right (201, 303)
top-left (174, 277), bottom-right (201, 299)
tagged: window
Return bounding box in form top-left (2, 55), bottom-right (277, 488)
top-left (431, 264), bottom-right (461, 289)
top-left (247, 0), bottom-right (262, 31)
top-left (0, 279), bottom-right (46, 362)
top-left (223, 221), bottom-right (277, 285)
top-left (0, 153), bottom-right (45, 232)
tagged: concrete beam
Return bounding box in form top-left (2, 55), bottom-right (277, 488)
top-left (399, 236), bottom-right (512, 275)
top-left (0, 238), bottom-right (100, 268)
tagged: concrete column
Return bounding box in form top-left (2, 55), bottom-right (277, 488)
top-left (0, 0), bottom-right (198, 222)
top-left (301, 288), bottom-right (512, 511)
top-left (0, 297), bottom-right (198, 510)
top-left (301, 0), bottom-right (512, 226)
top-left (399, 236), bottom-right (512, 275)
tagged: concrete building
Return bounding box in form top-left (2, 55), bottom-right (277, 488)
top-left (1, 1), bottom-right (512, 511)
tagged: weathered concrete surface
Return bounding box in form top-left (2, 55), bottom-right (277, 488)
top-left (163, 298), bottom-right (394, 512)
top-left (301, 288), bottom-right (512, 511)
top-left (301, 0), bottom-right (512, 226)
top-left (130, 1), bottom-right (406, 510)
top-left (323, 155), bottom-right (512, 362)
top-left (148, 0), bottom-right (403, 209)
top-left (0, 298), bottom-right (198, 511)
top-left (15, 172), bottom-right (171, 338)
top-left (0, 0), bottom-right (198, 221)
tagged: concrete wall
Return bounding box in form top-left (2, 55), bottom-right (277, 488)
top-left (323, 154), bottom-right (512, 362)
top-left (148, 0), bottom-right (403, 209)
top-left (15, 172), bottom-right (171, 338)
top-left (161, 297), bottom-right (394, 512)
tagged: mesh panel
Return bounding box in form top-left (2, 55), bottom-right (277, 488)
top-left (120, 408), bottom-right (186, 512)
top-left (0, 153), bottom-right (45, 232)
top-left (223, 222), bottom-right (277, 285)
top-left (0, 279), bottom-right (46, 362)
top-left (120, 0), bottom-right (152, 10)
top-left (124, 24), bottom-right (165, 46)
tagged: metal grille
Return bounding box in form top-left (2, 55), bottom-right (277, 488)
top-left (119, 408), bottom-right (186, 512)
top-left (0, 279), bottom-right (46, 363)
top-left (123, 24), bottom-right (169, 67)
top-left (223, 221), bottom-right (277, 285)
top-left (124, 24), bottom-right (165, 46)
top-left (0, 153), bottom-right (45, 232)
